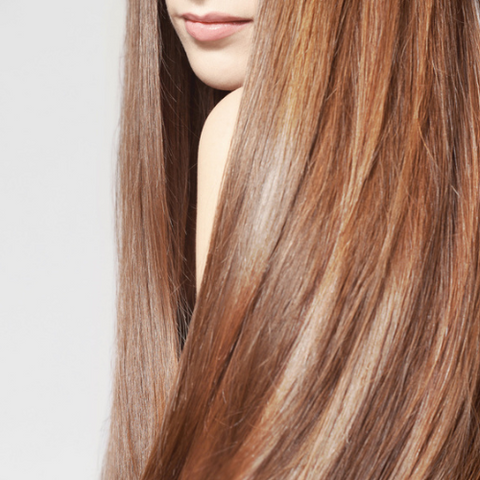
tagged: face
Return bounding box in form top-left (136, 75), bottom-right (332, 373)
top-left (165, 0), bottom-right (259, 91)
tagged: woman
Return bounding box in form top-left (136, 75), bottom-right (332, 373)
top-left (103, 0), bottom-right (480, 478)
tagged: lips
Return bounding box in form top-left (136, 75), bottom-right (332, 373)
top-left (182, 13), bottom-right (252, 42)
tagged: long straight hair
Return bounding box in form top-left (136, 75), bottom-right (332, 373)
top-left (103, 0), bottom-right (480, 478)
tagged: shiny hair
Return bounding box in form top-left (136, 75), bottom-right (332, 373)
top-left (103, 0), bottom-right (480, 478)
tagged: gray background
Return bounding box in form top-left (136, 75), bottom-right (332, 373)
top-left (0, 0), bottom-right (125, 477)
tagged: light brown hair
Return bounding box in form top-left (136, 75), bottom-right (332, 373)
top-left (103, 0), bottom-right (480, 478)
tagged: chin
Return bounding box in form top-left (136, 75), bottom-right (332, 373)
top-left (195, 71), bottom-right (245, 91)
top-left (185, 52), bottom-right (248, 91)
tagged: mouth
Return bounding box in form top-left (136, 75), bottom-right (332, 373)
top-left (182, 12), bottom-right (253, 42)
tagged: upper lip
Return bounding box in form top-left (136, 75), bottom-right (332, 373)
top-left (181, 12), bottom-right (251, 23)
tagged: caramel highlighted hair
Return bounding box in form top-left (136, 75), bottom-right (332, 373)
top-left (103, 0), bottom-right (480, 478)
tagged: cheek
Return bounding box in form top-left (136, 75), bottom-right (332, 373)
top-left (164, 0), bottom-right (175, 14)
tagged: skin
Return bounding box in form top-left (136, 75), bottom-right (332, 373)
top-left (165, 0), bottom-right (258, 287)
top-left (165, 0), bottom-right (258, 91)
top-left (196, 87), bottom-right (243, 288)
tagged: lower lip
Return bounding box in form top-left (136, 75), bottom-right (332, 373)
top-left (184, 19), bottom-right (251, 42)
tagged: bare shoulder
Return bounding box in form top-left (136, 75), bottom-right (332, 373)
top-left (196, 87), bottom-right (243, 288)
top-left (198, 87), bottom-right (243, 165)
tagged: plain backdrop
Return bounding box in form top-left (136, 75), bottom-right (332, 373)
top-left (0, 0), bottom-right (125, 478)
